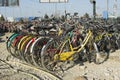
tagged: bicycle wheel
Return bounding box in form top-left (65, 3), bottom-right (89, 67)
top-left (31, 37), bottom-right (50, 67)
top-left (20, 36), bottom-right (34, 62)
top-left (7, 33), bottom-right (19, 56)
top-left (11, 35), bottom-right (25, 56)
top-left (14, 35), bottom-right (26, 58)
top-left (93, 43), bottom-right (109, 64)
top-left (16, 35), bottom-right (30, 59)
top-left (94, 51), bottom-right (108, 64)
top-left (41, 38), bottom-right (62, 72)
top-left (116, 39), bottom-right (120, 49)
top-left (24, 37), bottom-right (37, 65)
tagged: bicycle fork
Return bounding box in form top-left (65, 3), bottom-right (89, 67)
top-left (93, 42), bottom-right (101, 59)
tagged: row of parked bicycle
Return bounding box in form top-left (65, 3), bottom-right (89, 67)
top-left (6, 19), bottom-right (120, 75)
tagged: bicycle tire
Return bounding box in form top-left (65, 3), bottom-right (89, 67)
top-left (93, 51), bottom-right (109, 64)
top-left (14, 35), bottom-right (26, 58)
top-left (24, 37), bottom-right (37, 65)
top-left (16, 35), bottom-right (30, 59)
top-left (31, 37), bottom-right (50, 67)
top-left (8, 35), bottom-right (24, 57)
top-left (41, 38), bottom-right (61, 72)
top-left (7, 33), bottom-right (19, 56)
top-left (20, 36), bottom-right (34, 62)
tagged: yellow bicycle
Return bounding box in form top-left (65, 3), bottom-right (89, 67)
top-left (41, 29), bottom-right (108, 73)
top-left (41, 29), bottom-right (91, 72)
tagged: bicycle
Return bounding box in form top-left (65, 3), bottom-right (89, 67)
top-left (41, 24), bottom-right (109, 73)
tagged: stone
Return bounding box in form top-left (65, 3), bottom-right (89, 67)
top-left (79, 66), bottom-right (87, 70)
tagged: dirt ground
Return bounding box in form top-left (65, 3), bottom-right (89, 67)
top-left (0, 33), bottom-right (120, 80)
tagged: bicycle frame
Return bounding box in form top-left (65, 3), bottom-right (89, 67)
top-left (54, 30), bottom-right (92, 61)
top-left (95, 33), bottom-right (112, 42)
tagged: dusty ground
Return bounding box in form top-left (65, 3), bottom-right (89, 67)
top-left (0, 33), bottom-right (120, 80)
